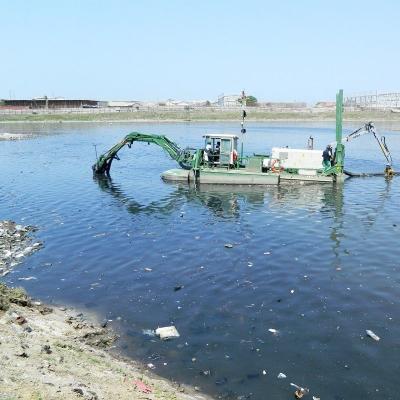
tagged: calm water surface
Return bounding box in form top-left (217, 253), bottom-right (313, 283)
top-left (1, 122), bottom-right (400, 399)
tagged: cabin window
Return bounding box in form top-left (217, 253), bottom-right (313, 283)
top-left (220, 139), bottom-right (232, 165)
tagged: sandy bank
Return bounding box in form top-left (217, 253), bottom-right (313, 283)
top-left (0, 284), bottom-right (212, 400)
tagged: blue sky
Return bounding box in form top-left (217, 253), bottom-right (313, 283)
top-left (0, 0), bottom-right (398, 102)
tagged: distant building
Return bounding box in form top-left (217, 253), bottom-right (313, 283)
top-left (314, 101), bottom-right (336, 109)
top-left (107, 101), bottom-right (142, 109)
top-left (165, 99), bottom-right (190, 107)
top-left (217, 94), bottom-right (240, 107)
top-left (1, 98), bottom-right (99, 109)
top-left (163, 99), bottom-right (210, 107)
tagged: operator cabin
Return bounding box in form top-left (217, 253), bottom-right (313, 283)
top-left (203, 134), bottom-right (238, 166)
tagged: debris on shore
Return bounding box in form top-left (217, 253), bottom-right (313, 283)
top-left (0, 220), bottom-right (42, 277)
top-left (0, 283), bottom-right (211, 400)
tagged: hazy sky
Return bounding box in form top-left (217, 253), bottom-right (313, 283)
top-left (1, 0), bottom-right (398, 102)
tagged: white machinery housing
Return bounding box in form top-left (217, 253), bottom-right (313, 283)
top-left (263, 148), bottom-right (323, 175)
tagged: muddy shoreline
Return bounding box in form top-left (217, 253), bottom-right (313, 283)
top-left (0, 283), bottom-right (212, 400)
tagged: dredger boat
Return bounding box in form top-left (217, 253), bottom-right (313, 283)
top-left (92, 90), bottom-right (394, 184)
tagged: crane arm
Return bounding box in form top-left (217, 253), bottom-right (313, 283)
top-left (343, 122), bottom-right (374, 142)
top-left (342, 122), bottom-right (393, 167)
top-left (92, 132), bottom-right (195, 174)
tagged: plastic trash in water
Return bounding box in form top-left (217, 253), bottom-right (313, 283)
top-left (142, 329), bottom-right (156, 337)
top-left (277, 373), bottom-right (287, 379)
top-left (268, 328), bottom-right (279, 335)
top-left (224, 243), bottom-right (233, 248)
top-left (155, 326), bottom-right (180, 340)
top-left (290, 383), bottom-right (309, 399)
top-left (366, 330), bottom-right (380, 341)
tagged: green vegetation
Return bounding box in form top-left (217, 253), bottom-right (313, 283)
top-left (238, 95), bottom-right (258, 106)
top-left (246, 95), bottom-right (258, 106)
top-left (0, 283), bottom-right (29, 311)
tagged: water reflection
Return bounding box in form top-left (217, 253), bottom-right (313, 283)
top-left (94, 175), bottom-right (345, 219)
top-left (363, 177), bottom-right (393, 230)
top-left (94, 175), bottom-right (187, 215)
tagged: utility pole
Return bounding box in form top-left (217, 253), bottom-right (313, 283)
top-left (240, 90), bottom-right (247, 163)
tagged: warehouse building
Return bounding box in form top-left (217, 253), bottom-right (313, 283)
top-left (1, 97), bottom-right (99, 109)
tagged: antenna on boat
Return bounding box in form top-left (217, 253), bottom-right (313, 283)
top-left (240, 90), bottom-right (247, 162)
top-left (93, 144), bottom-right (98, 161)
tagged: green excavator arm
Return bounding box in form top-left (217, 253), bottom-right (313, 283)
top-left (92, 132), bottom-right (196, 175)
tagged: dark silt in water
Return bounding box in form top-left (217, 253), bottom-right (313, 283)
top-left (1, 121), bottom-right (400, 399)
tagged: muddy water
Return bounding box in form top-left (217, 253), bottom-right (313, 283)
top-left (1, 121), bottom-right (400, 399)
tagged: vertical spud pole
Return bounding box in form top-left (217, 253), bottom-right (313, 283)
top-left (335, 89), bottom-right (345, 172)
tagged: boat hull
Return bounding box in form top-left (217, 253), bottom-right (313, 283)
top-left (161, 168), bottom-right (340, 185)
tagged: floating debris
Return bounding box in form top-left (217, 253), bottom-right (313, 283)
top-left (268, 328), bottom-right (279, 335)
top-left (224, 243), bottom-right (234, 249)
top-left (291, 383), bottom-right (309, 399)
top-left (144, 267), bottom-right (153, 272)
top-left (142, 329), bottom-right (156, 337)
top-left (155, 326), bottom-right (180, 340)
top-left (366, 329), bottom-right (380, 341)
top-left (277, 373), bottom-right (287, 379)
top-left (215, 377), bottom-right (228, 385)
top-left (92, 232), bottom-right (106, 238)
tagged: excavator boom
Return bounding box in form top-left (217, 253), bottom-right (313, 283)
top-left (343, 122), bottom-right (393, 167)
top-left (92, 132), bottom-right (195, 175)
